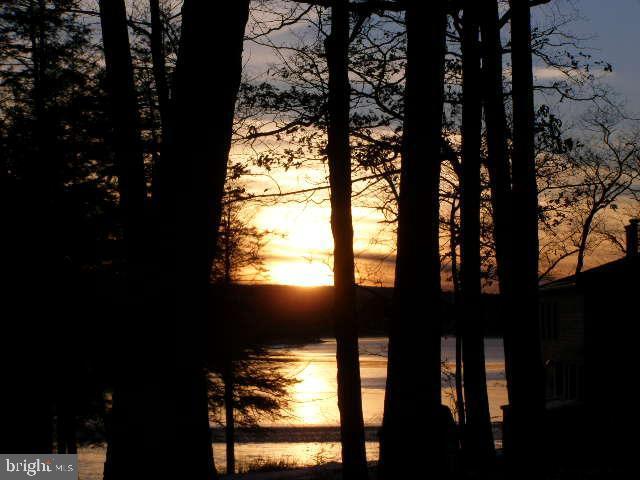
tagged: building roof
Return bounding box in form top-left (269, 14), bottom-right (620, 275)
top-left (541, 255), bottom-right (640, 293)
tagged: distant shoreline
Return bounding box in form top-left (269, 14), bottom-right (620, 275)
top-left (210, 426), bottom-right (381, 443)
top-left (209, 424), bottom-right (503, 444)
top-left (267, 334), bottom-right (504, 347)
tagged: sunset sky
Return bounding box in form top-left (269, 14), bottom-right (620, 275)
top-left (235, 0), bottom-right (640, 288)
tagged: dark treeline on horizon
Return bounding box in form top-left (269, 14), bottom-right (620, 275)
top-left (1, 1), bottom-right (638, 479)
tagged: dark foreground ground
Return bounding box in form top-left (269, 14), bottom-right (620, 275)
top-left (220, 458), bottom-right (629, 480)
top-left (221, 462), bottom-right (351, 480)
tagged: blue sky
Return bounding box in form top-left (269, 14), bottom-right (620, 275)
top-left (564, 0), bottom-right (640, 112)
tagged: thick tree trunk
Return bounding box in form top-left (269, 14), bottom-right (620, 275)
top-left (380, 2), bottom-right (448, 478)
top-left (480, 0), bottom-right (516, 404)
top-left (158, 1), bottom-right (251, 478)
top-left (507, 0), bottom-right (546, 472)
top-left (325, 2), bottom-right (368, 479)
top-left (460, 1), bottom-right (496, 471)
top-left (100, 1), bottom-right (250, 478)
top-left (166, 0), bottom-right (250, 301)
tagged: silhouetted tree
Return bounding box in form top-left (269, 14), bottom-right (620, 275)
top-left (97, 0), bottom-right (251, 477)
top-left (505, 0), bottom-right (546, 472)
top-left (0, 0), bottom-right (97, 454)
top-left (148, 0), bottom-right (170, 206)
top-left (536, 110), bottom-right (640, 277)
top-left (240, 0), bottom-right (612, 287)
top-left (211, 196), bottom-right (270, 285)
top-left (97, 1), bottom-right (152, 478)
top-left (98, 0), bottom-right (146, 270)
top-left (460, 0), bottom-right (495, 472)
top-left (157, 1), bottom-right (251, 478)
top-left (380, 2), bottom-right (448, 478)
top-left (207, 347), bottom-right (296, 476)
top-left (445, 194), bottom-right (467, 431)
top-left (148, 0), bottom-right (170, 137)
top-left (479, 0), bottom-right (516, 404)
top-left (325, 1), bottom-right (368, 478)
top-left (209, 192), bottom-right (273, 475)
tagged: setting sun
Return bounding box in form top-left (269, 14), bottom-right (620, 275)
top-left (248, 196), bottom-right (395, 287)
top-left (251, 200), bottom-right (336, 286)
top-left (268, 260), bottom-right (333, 287)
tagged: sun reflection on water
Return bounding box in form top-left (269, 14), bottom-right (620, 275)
top-left (287, 361), bottom-right (337, 425)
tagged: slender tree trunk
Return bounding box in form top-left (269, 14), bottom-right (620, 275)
top-left (98, 2), bottom-right (149, 478)
top-left (455, 331), bottom-right (466, 427)
top-left (449, 201), bottom-right (467, 430)
top-left (98, 0), bottom-right (146, 268)
top-left (55, 403), bottom-right (77, 454)
top-left (480, 0), bottom-right (516, 405)
top-left (325, 2), bottom-right (368, 478)
top-left (380, 2), bottom-right (448, 478)
top-left (149, 0), bottom-right (170, 134)
top-left (223, 361), bottom-right (236, 476)
top-left (220, 213), bottom-right (237, 476)
top-left (575, 208), bottom-right (598, 275)
top-left (507, 0), bottom-right (546, 472)
top-left (460, 1), bottom-right (496, 471)
top-left (149, 0), bottom-right (170, 208)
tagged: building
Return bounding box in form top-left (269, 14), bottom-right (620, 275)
top-left (538, 219), bottom-right (639, 459)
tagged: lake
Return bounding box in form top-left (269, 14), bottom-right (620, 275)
top-left (271, 336), bottom-right (506, 426)
top-left (78, 337), bottom-right (506, 477)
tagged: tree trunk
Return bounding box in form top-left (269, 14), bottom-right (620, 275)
top-left (99, 1), bottom-right (251, 478)
top-left (325, 2), bottom-right (368, 478)
top-left (223, 361), bottom-right (236, 476)
top-left (56, 402), bottom-right (77, 454)
top-left (449, 202), bottom-right (467, 431)
top-left (98, 2), bottom-right (150, 478)
top-left (98, 0), bottom-right (146, 270)
top-left (575, 208), bottom-right (598, 275)
top-left (158, 1), bottom-right (251, 478)
top-left (149, 0), bottom-right (170, 208)
top-left (380, 2), bottom-right (448, 478)
top-left (149, 0), bottom-right (170, 134)
top-left (460, 1), bottom-right (496, 471)
top-left (455, 332), bottom-right (466, 428)
top-left (507, 0), bottom-right (546, 472)
top-left (480, 0), bottom-right (516, 404)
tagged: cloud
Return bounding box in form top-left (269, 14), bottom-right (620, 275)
top-left (533, 67), bottom-right (569, 80)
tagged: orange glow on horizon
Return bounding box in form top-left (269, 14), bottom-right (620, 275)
top-left (247, 191), bottom-right (395, 287)
top-left (267, 260), bottom-right (334, 287)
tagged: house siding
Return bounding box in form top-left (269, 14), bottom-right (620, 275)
top-left (540, 290), bottom-right (585, 403)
